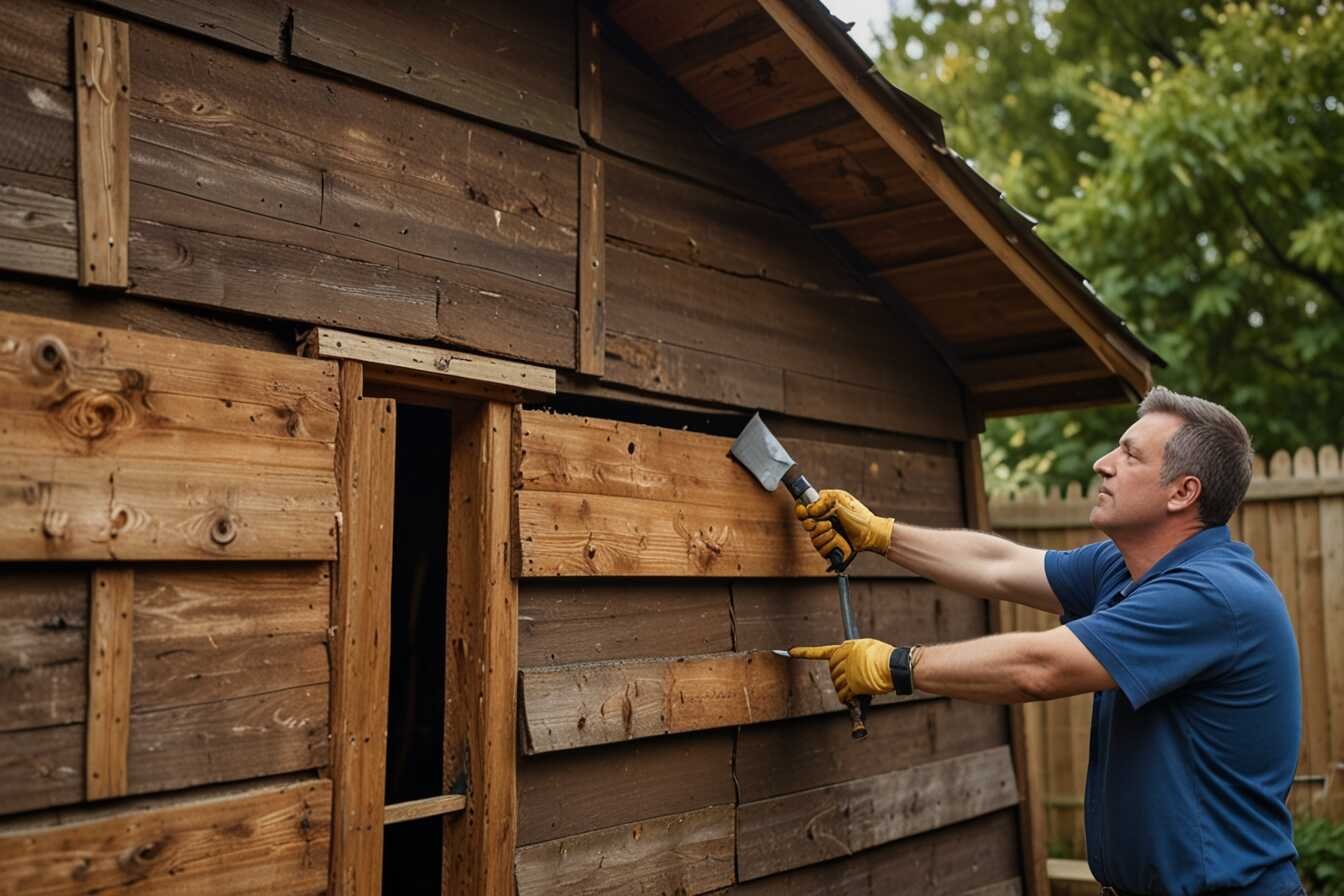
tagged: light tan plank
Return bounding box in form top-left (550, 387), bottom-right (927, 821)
top-left (85, 566), bottom-right (133, 800)
top-left (518, 651), bottom-right (930, 754)
top-left (736, 745), bottom-right (1019, 880)
top-left (329, 363), bottom-right (396, 895)
top-left (384, 794), bottom-right (466, 825)
top-left (444, 400), bottom-right (517, 895)
top-left (0, 777), bottom-right (331, 894)
top-left (514, 805), bottom-right (734, 896)
top-left (74, 13), bottom-right (130, 287)
top-left (577, 153), bottom-right (606, 375)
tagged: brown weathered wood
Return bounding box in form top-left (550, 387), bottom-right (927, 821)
top-left (519, 581), bottom-right (733, 667)
top-left (577, 153), bottom-right (606, 375)
top-left (290, 0), bottom-right (579, 146)
top-left (329, 362), bottom-right (396, 896)
top-left (444, 400), bottom-right (517, 896)
top-left (98, 0), bottom-right (286, 56)
top-left (0, 309), bottom-right (339, 561)
top-left (305, 328), bottom-right (556, 402)
top-left (721, 809), bottom-right (1021, 895)
top-left (74, 13), bottom-right (130, 288)
top-left (578, 5), bottom-right (603, 142)
top-left (0, 723), bottom-right (84, 813)
top-left (961, 347), bottom-right (1103, 393)
top-left (736, 745), bottom-right (1019, 880)
top-left (966, 434), bottom-right (1049, 896)
top-left (603, 330), bottom-right (786, 410)
top-left (652, 9), bottom-right (778, 77)
top-left (0, 170), bottom-right (77, 279)
top-left (0, 568), bottom-right (87, 732)
top-left (85, 566), bottom-right (133, 800)
top-left (518, 651), bottom-right (930, 754)
top-left (0, 71), bottom-right (74, 179)
top-left (1320, 446), bottom-right (1344, 819)
top-left (517, 731), bottom-right (734, 846)
top-left (0, 0), bottom-right (71, 86)
top-left (732, 98), bottom-right (859, 153)
top-left (384, 794), bottom-right (466, 826)
top-left (735, 699), bottom-right (1008, 801)
top-left (514, 805), bottom-right (735, 896)
top-left (0, 776), bottom-right (331, 894)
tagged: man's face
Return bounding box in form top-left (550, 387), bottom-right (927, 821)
top-left (1090, 412), bottom-right (1186, 534)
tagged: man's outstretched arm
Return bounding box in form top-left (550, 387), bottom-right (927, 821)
top-left (798, 489), bottom-right (1064, 615)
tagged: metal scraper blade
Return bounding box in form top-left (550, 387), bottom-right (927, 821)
top-left (730, 412), bottom-right (796, 492)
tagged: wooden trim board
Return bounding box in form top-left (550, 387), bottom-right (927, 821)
top-left (329, 362), bottom-right (397, 895)
top-left (304, 328), bottom-right (555, 401)
top-left (74, 12), bottom-right (130, 288)
top-left (85, 566), bottom-right (133, 800)
top-left (384, 794), bottom-right (466, 825)
top-left (577, 152), bottom-right (606, 375)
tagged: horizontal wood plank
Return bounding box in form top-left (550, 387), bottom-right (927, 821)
top-left (514, 805), bottom-right (735, 896)
top-left (518, 651), bottom-right (930, 754)
top-left (98, 0), bottom-right (287, 55)
top-left (384, 794), bottom-right (465, 825)
top-left (518, 731), bottom-right (734, 845)
top-left (0, 309), bottom-right (338, 561)
top-left (0, 776), bottom-right (331, 894)
top-left (736, 745), bottom-right (1019, 880)
top-left (603, 330), bottom-right (786, 410)
top-left (0, 71), bottom-right (74, 179)
top-left (0, 170), bottom-right (77, 279)
top-left (0, 567), bottom-right (87, 732)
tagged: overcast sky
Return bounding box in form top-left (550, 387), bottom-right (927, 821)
top-left (822, 0), bottom-right (908, 57)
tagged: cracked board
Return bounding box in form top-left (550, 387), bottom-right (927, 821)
top-left (0, 563), bottom-right (331, 814)
top-left (0, 309), bottom-right (338, 561)
top-left (0, 776), bottom-right (331, 894)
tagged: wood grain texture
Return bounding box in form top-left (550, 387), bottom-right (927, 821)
top-left (0, 309), bottom-right (339, 561)
top-left (517, 731), bottom-right (734, 846)
top-left (328, 364), bottom-right (396, 896)
top-left (0, 71), bottom-right (74, 179)
top-left (290, 0), bottom-right (579, 145)
top-left (0, 567), bottom-right (87, 733)
top-left (603, 330), bottom-right (785, 411)
top-left (514, 805), bottom-right (735, 896)
top-left (85, 566), bottom-right (133, 800)
top-left (0, 0), bottom-right (72, 86)
top-left (0, 170), bottom-right (77, 279)
top-left (97, 0), bottom-right (287, 56)
top-left (577, 153), bottom-right (606, 375)
top-left (444, 400), bottom-right (517, 896)
top-left (74, 13), bottom-right (130, 288)
top-left (0, 776), bottom-right (331, 894)
top-left (736, 745), bottom-right (1019, 880)
top-left (384, 794), bottom-right (466, 825)
top-left (518, 581), bottom-right (733, 667)
top-left (719, 809), bottom-right (1022, 895)
top-left (578, 7), bottom-right (603, 141)
top-left (518, 651), bottom-right (929, 754)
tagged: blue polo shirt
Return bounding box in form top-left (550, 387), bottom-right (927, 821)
top-left (1045, 526), bottom-right (1301, 895)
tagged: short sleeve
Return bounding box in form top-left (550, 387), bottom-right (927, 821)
top-left (1044, 540), bottom-right (1120, 621)
top-left (1065, 570), bottom-right (1238, 710)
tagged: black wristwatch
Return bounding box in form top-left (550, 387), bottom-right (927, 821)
top-left (889, 645), bottom-right (915, 695)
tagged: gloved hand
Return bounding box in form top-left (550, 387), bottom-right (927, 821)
top-left (795, 490), bottom-right (894, 566)
top-left (789, 638), bottom-right (895, 704)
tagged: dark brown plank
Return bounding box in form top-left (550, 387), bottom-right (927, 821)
top-left (735, 699), bottom-right (1009, 801)
top-left (676, 29), bottom-right (835, 131)
top-left (0, 71), bottom-right (75, 179)
top-left (783, 367), bottom-right (966, 441)
top-left (577, 153), bottom-right (606, 375)
top-left (290, 0), bottom-right (579, 145)
top-left (732, 98), bottom-right (859, 153)
top-left (519, 581), bottom-right (733, 667)
top-left (604, 330), bottom-right (785, 410)
top-left (0, 169), bottom-right (77, 280)
top-left (97, 0), bottom-right (286, 56)
top-left (0, 723), bottom-right (84, 813)
top-left (0, 776), bottom-right (331, 894)
top-left (736, 746), bottom-right (1019, 880)
top-left (722, 809), bottom-right (1022, 895)
top-left (732, 580), bottom-right (991, 653)
top-left (0, 567), bottom-right (87, 733)
top-left (0, 0), bottom-right (72, 86)
top-left (517, 731), bottom-right (734, 845)
top-left (436, 261), bottom-right (577, 369)
top-left (653, 9), bottom-right (779, 77)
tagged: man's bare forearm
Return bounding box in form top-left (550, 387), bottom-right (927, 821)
top-left (911, 634), bottom-right (1048, 703)
top-left (883, 521), bottom-right (1062, 614)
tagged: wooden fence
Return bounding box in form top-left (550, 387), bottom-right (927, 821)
top-left (991, 446), bottom-right (1344, 858)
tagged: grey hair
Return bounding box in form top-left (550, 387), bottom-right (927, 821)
top-left (1137, 386), bottom-right (1254, 527)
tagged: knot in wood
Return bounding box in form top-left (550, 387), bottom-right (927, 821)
top-left (209, 513), bottom-right (239, 547)
top-left (31, 335), bottom-right (71, 375)
top-left (118, 839), bottom-right (166, 872)
top-left (51, 388), bottom-right (134, 441)
top-left (434, 356), bottom-right (451, 371)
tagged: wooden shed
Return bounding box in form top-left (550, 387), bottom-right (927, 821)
top-left (0, 0), bottom-right (1160, 893)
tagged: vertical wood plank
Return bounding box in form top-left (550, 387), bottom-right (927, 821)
top-left (1317, 446), bottom-right (1344, 819)
top-left (86, 566), bottom-right (133, 800)
top-left (577, 153), bottom-right (606, 376)
top-left (1266, 452), bottom-right (1307, 814)
top-left (1294, 448), bottom-right (1329, 817)
top-left (330, 361), bottom-right (397, 895)
top-left (74, 13), bottom-right (130, 288)
top-left (578, 6), bottom-right (603, 142)
top-left (444, 400), bottom-right (517, 896)
top-left (963, 434), bottom-right (1049, 896)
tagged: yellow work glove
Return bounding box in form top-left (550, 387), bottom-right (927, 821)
top-left (789, 638), bottom-right (895, 704)
top-left (795, 489), bottom-right (894, 567)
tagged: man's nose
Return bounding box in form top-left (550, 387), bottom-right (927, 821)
top-left (1093, 450), bottom-right (1115, 477)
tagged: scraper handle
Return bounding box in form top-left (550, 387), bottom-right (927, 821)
top-left (836, 573), bottom-right (869, 739)
top-left (784, 472), bottom-right (856, 573)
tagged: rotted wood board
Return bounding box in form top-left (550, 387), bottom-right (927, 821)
top-left (0, 776), bottom-right (331, 894)
top-left (514, 805), bottom-right (735, 896)
top-left (518, 650), bottom-right (931, 754)
top-left (0, 309), bottom-right (338, 560)
top-left (736, 745), bottom-right (1019, 880)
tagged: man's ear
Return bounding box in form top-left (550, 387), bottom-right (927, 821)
top-left (1168, 474), bottom-right (1202, 514)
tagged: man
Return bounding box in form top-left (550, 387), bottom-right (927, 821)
top-left (790, 387), bottom-right (1302, 896)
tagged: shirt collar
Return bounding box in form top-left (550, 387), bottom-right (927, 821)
top-left (1120, 525), bottom-right (1230, 597)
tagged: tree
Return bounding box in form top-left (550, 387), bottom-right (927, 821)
top-left (876, 1), bottom-right (1344, 493)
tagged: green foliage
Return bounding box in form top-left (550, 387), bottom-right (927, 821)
top-left (1296, 817), bottom-right (1344, 895)
top-left (876, 1), bottom-right (1344, 494)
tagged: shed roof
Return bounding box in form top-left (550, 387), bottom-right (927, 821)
top-left (607, 0), bottom-right (1163, 418)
